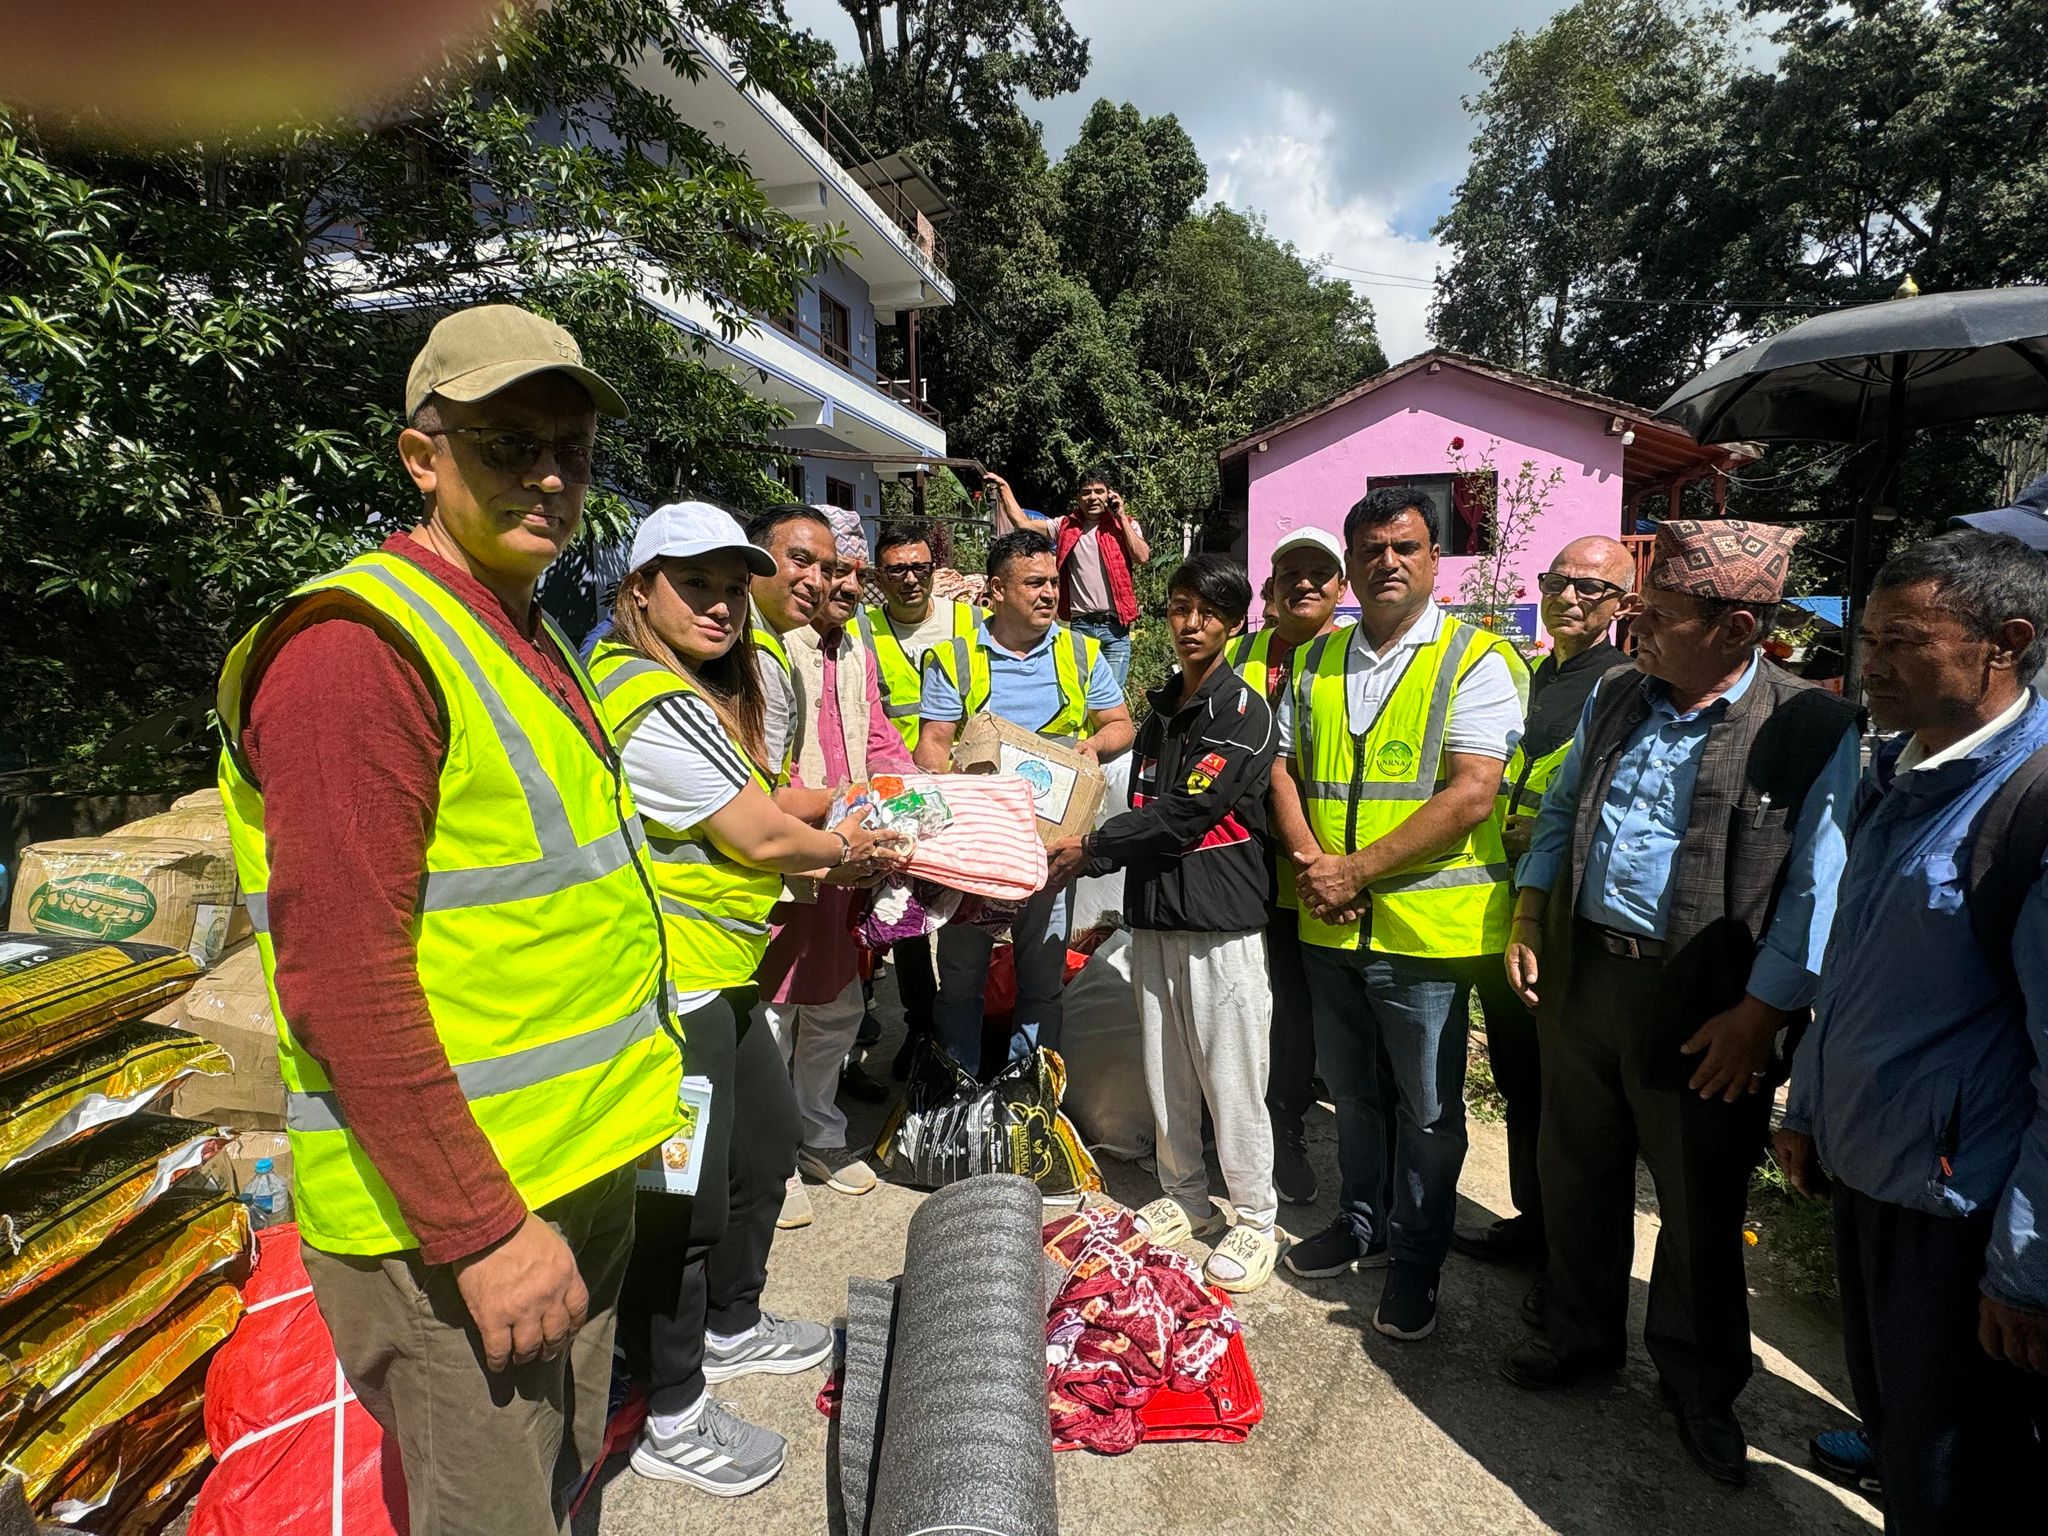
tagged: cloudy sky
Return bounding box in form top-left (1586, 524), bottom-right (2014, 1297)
top-left (782, 0), bottom-right (1566, 361)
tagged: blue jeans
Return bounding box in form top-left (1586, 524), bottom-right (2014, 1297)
top-left (1068, 618), bottom-right (1131, 689)
top-left (934, 884), bottom-right (1071, 1074)
top-left (1301, 944), bottom-right (1475, 1269)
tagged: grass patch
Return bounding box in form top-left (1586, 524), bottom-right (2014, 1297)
top-left (1746, 1155), bottom-right (1838, 1305)
top-left (1464, 999), bottom-right (1508, 1124)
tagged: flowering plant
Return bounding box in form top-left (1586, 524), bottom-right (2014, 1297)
top-left (1446, 437), bottom-right (1561, 661)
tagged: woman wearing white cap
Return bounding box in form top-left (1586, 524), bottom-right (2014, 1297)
top-left (586, 501), bottom-right (901, 1498)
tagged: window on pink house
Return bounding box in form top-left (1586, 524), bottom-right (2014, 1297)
top-left (1367, 472), bottom-right (1497, 557)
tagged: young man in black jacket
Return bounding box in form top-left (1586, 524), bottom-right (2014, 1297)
top-left (1048, 555), bottom-right (1280, 1293)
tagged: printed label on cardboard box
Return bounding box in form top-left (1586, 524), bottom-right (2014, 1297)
top-left (998, 740), bottom-right (1079, 824)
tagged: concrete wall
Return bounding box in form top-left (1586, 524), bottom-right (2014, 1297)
top-left (1245, 368), bottom-right (1625, 632)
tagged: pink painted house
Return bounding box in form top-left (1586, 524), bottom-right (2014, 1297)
top-left (1217, 350), bottom-right (1756, 646)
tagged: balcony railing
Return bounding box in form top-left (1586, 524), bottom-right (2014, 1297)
top-left (764, 308), bottom-right (943, 426)
top-left (783, 94), bottom-right (948, 281)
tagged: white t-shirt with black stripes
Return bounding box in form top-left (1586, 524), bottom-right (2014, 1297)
top-left (618, 691), bottom-right (760, 1014)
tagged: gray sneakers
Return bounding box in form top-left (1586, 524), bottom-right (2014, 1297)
top-left (629, 1400), bottom-right (785, 1497)
top-left (702, 1312), bottom-right (834, 1384)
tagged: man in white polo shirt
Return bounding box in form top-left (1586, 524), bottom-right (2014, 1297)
top-left (1268, 487), bottom-right (1528, 1344)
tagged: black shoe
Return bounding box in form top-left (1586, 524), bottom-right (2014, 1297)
top-left (1373, 1263), bottom-right (1440, 1341)
top-left (1273, 1136), bottom-right (1317, 1205)
top-left (1282, 1218), bottom-right (1389, 1278)
top-left (856, 1009), bottom-right (883, 1048)
top-left (839, 1059), bottom-right (889, 1103)
top-left (1450, 1215), bottom-right (1544, 1264)
top-left (1665, 1391), bottom-right (1749, 1487)
top-left (1498, 1336), bottom-right (1625, 1390)
top-left (1520, 1275), bottom-right (1548, 1331)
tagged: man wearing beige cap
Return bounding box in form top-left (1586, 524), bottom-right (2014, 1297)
top-left (216, 303), bottom-right (677, 1534)
top-left (1497, 519), bottom-right (1858, 1488)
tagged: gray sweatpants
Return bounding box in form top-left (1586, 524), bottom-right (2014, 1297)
top-left (1130, 927), bottom-right (1277, 1234)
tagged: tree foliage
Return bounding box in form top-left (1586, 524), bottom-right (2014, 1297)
top-left (2, 0), bottom-right (840, 784)
top-left (1431, 0), bottom-right (2048, 563)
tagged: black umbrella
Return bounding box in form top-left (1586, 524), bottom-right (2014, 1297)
top-left (1655, 286), bottom-right (2048, 695)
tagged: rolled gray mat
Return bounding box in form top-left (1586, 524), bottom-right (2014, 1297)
top-left (867, 1173), bottom-right (1058, 1536)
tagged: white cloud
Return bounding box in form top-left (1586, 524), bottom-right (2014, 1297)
top-left (1206, 90), bottom-right (1445, 364)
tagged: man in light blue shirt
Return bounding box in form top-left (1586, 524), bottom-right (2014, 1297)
top-left (914, 528), bottom-right (1133, 1073)
top-left (1497, 519), bottom-right (1858, 1489)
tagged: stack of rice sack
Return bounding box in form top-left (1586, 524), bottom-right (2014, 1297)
top-left (13, 789), bottom-right (289, 1180)
top-left (0, 931), bottom-right (252, 1532)
top-left (9, 790), bottom-right (251, 974)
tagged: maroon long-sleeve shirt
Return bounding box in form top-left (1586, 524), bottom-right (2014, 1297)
top-left (241, 533), bottom-right (606, 1265)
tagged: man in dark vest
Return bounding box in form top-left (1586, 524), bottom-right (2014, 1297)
top-left (1497, 520), bottom-right (1859, 1487)
top-left (1457, 535), bottom-right (1638, 1281)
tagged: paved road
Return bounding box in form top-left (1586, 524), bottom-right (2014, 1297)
top-left (587, 975), bottom-right (1882, 1536)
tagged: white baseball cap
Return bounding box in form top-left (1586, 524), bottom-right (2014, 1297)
top-left (1271, 526), bottom-right (1346, 566)
top-left (628, 501), bottom-right (775, 577)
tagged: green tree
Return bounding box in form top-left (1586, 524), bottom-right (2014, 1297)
top-left (1055, 100), bottom-right (1207, 302)
top-left (1, 0), bottom-right (840, 784)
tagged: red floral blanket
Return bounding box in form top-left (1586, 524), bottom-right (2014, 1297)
top-left (1041, 1206), bottom-right (1240, 1454)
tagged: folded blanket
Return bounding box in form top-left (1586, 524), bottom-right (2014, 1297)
top-left (892, 774), bottom-right (1047, 901)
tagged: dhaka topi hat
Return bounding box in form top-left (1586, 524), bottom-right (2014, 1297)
top-left (820, 503), bottom-right (870, 565)
top-left (405, 303), bottom-right (627, 420)
top-left (1650, 519), bottom-right (1801, 604)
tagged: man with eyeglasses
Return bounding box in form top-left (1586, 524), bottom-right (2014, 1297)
top-left (857, 518), bottom-right (978, 1074)
top-left (1455, 537), bottom-right (1638, 1286)
top-left (214, 304), bottom-right (678, 1534)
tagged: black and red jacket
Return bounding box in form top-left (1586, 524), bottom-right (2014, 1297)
top-left (1084, 660), bottom-right (1275, 933)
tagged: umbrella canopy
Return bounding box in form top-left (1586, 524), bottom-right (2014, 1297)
top-left (1656, 287), bottom-right (2048, 445)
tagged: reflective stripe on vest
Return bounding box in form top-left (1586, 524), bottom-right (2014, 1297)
top-left (932, 624), bottom-right (1100, 743)
top-left (586, 640), bottom-right (785, 991)
top-left (859, 601), bottom-right (976, 748)
top-left (216, 552), bottom-right (679, 1256)
top-left (1496, 735), bottom-right (1574, 825)
top-left (1224, 629), bottom-right (1275, 693)
top-left (1291, 614), bottom-right (1527, 956)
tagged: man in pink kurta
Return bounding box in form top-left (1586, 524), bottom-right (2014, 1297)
top-left (754, 508), bottom-right (912, 1224)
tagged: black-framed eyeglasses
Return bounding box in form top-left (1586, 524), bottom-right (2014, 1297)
top-left (425, 427), bottom-right (596, 484)
top-left (1537, 572), bottom-right (1627, 602)
top-left (880, 560), bottom-right (935, 579)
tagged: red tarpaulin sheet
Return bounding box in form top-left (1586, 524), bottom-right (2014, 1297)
top-left (188, 1223), bottom-right (407, 1536)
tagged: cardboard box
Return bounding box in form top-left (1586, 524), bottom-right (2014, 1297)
top-left (10, 836), bottom-right (239, 968)
top-left (116, 791), bottom-right (255, 953)
top-left (223, 1129), bottom-right (291, 1192)
top-left (170, 943), bottom-right (285, 1129)
top-left (951, 712), bottom-right (1108, 846)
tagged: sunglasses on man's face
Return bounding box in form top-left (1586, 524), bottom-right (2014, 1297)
top-left (1536, 572), bottom-right (1627, 603)
top-left (427, 427), bottom-right (596, 484)
top-left (881, 561), bottom-right (934, 579)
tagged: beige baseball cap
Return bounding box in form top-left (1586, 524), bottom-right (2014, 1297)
top-left (404, 303), bottom-right (628, 420)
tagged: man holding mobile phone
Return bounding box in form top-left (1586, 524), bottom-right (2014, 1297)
top-left (986, 466), bottom-right (1150, 687)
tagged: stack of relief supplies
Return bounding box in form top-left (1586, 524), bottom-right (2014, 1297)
top-left (0, 929), bottom-right (253, 1533)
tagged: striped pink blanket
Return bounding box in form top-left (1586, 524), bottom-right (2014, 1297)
top-left (894, 772), bottom-right (1047, 900)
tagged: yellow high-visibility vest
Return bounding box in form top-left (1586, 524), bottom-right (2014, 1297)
top-left (748, 609), bottom-right (796, 786)
top-left (1496, 736), bottom-right (1574, 825)
top-left (858, 600), bottom-right (978, 748)
top-left (928, 622), bottom-right (1103, 743)
top-left (587, 640), bottom-right (785, 992)
top-left (217, 552), bottom-right (678, 1256)
top-left (1290, 614), bottom-right (1530, 955)
top-left (1225, 628), bottom-right (1298, 910)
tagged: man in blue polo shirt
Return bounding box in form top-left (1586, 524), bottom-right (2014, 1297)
top-left (914, 528), bottom-right (1134, 1074)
